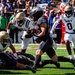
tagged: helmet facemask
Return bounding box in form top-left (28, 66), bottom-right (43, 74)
top-left (65, 10), bottom-right (73, 18)
top-left (64, 6), bottom-right (73, 18)
top-left (17, 19), bottom-right (25, 26)
top-left (15, 12), bottom-right (25, 26)
top-left (2, 38), bottom-right (9, 44)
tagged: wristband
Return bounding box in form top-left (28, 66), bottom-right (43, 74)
top-left (7, 29), bottom-right (10, 34)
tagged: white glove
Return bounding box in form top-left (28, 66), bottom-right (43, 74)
top-left (14, 53), bottom-right (18, 58)
top-left (53, 40), bottom-right (57, 50)
top-left (50, 33), bottom-right (57, 38)
top-left (7, 29), bottom-right (10, 34)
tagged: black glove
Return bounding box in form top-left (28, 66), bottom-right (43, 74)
top-left (25, 34), bottom-right (33, 38)
top-left (27, 29), bottom-right (37, 35)
top-left (36, 37), bottom-right (41, 43)
top-left (27, 30), bottom-right (32, 34)
top-left (28, 54), bottom-right (35, 60)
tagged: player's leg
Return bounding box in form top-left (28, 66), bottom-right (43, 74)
top-left (64, 33), bottom-right (73, 59)
top-left (21, 37), bottom-right (32, 53)
top-left (46, 47), bottom-right (75, 68)
top-left (38, 60), bottom-right (60, 68)
top-left (33, 37), bottom-right (56, 69)
top-left (71, 34), bottom-right (75, 59)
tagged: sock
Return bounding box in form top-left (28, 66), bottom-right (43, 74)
top-left (58, 56), bottom-right (72, 62)
top-left (73, 54), bottom-right (75, 59)
top-left (26, 65), bottom-right (36, 73)
top-left (33, 55), bottom-right (41, 68)
top-left (38, 60), bottom-right (60, 68)
top-left (69, 55), bottom-right (73, 60)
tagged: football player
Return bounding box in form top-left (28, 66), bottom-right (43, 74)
top-left (6, 12), bottom-right (35, 53)
top-left (30, 7), bottom-right (75, 70)
top-left (51, 5), bottom-right (75, 60)
top-left (0, 31), bottom-right (16, 53)
top-left (0, 51), bottom-right (36, 73)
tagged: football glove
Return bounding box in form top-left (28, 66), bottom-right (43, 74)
top-left (25, 34), bottom-right (33, 38)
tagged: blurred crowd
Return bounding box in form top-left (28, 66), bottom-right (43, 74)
top-left (0, 0), bottom-right (74, 44)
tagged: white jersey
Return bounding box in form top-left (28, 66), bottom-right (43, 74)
top-left (11, 17), bottom-right (34, 31)
top-left (60, 13), bottom-right (75, 33)
top-left (0, 39), bottom-right (12, 52)
top-left (51, 13), bottom-right (75, 48)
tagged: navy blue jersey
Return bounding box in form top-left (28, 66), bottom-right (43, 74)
top-left (37, 16), bottom-right (50, 42)
top-left (0, 52), bottom-right (17, 69)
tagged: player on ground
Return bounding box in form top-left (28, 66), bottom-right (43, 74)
top-left (0, 31), bottom-right (16, 53)
top-left (0, 31), bottom-right (36, 73)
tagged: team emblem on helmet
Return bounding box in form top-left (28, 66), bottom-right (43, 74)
top-left (0, 31), bottom-right (10, 44)
top-left (15, 12), bottom-right (25, 26)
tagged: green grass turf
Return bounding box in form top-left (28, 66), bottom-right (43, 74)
top-left (0, 44), bottom-right (75, 75)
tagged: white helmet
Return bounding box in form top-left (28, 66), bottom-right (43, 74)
top-left (0, 31), bottom-right (10, 44)
top-left (64, 5), bottom-right (73, 18)
top-left (15, 12), bottom-right (25, 26)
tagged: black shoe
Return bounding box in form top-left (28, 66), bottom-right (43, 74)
top-left (26, 65), bottom-right (36, 73)
top-left (71, 59), bottom-right (75, 69)
top-left (32, 65), bottom-right (37, 70)
top-left (31, 67), bottom-right (36, 73)
top-left (55, 62), bottom-right (60, 68)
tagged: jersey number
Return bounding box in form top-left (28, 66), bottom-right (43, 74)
top-left (67, 23), bottom-right (72, 30)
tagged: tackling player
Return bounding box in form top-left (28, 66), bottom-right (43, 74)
top-left (0, 31), bottom-right (36, 73)
top-left (6, 12), bottom-right (35, 53)
top-left (0, 31), bottom-right (16, 53)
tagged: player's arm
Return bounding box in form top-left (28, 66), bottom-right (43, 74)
top-left (37, 23), bottom-right (47, 37)
top-left (9, 44), bottom-right (16, 53)
top-left (50, 19), bottom-right (62, 34)
top-left (6, 18), bottom-right (15, 34)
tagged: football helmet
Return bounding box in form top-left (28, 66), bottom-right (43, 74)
top-left (30, 7), bottom-right (43, 21)
top-left (0, 31), bottom-right (10, 44)
top-left (64, 5), bottom-right (73, 18)
top-left (61, 0), bottom-right (70, 3)
top-left (15, 12), bottom-right (25, 26)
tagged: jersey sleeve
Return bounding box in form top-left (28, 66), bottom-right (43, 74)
top-left (41, 18), bottom-right (47, 24)
top-left (11, 18), bottom-right (16, 26)
top-left (28, 21), bottom-right (34, 29)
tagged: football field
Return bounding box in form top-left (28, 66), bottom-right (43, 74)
top-left (0, 44), bottom-right (75, 75)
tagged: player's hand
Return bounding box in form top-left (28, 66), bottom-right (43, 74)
top-left (29, 54), bottom-right (35, 60)
top-left (14, 53), bottom-right (18, 58)
top-left (25, 34), bottom-right (33, 38)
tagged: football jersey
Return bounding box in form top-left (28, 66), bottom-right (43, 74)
top-left (0, 39), bottom-right (12, 52)
top-left (60, 13), bottom-right (75, 33)
top-left (11, 17), bottom-right (34, 31)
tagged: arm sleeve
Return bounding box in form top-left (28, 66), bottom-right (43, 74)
top-left (28, 21), bottom-right (34, 29)
top-left (50, 20), bottom-right (59, 33)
